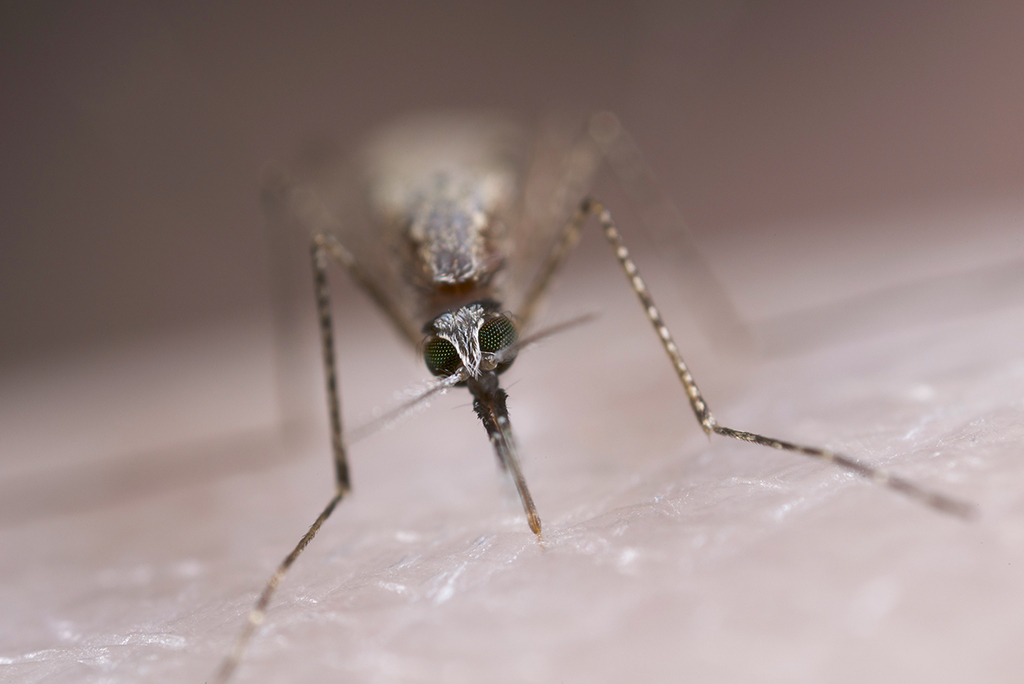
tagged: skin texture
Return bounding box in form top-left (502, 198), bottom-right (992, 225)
top-left (2, 228), bottom-right (1023, 683)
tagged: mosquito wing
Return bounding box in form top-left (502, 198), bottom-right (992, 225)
top-left (587, 114), bottom-right (754, 357)
top-left (503, 113), bottom-right (751, 359)
top-left (502, 116), bottom-right (604, 321)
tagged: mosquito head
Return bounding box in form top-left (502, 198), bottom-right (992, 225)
top-left (423, 300), bottom-right (518, 380)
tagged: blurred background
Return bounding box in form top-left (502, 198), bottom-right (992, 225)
top-left (3, 2), bottom-right (1024, 682)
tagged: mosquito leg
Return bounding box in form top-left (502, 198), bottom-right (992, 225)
top-left (578, 198), bottom-right (975, 520)
top-left (316, 231), bottom-right (421, 345)
top-left (212, 491), bottom-right (345, 684)
top-left (312, 233), bottom-right (351, 490)
top-left (212, 235), bottom-right (354, 683)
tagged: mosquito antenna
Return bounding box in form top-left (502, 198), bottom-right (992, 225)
top-left (492, 312), bottom-right (598, 365)
top-left (346, 370), bottom-right (468, 444)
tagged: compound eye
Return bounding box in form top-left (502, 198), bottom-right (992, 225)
top-left (479, 315), bottom-right (517, 353)
top-left (423, 337), bottom-right (461, 377)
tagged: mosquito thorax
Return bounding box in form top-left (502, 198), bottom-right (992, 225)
top-left (423, 301), bottom-right (518, 378)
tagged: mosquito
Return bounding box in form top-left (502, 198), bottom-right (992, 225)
top-left (213, 111), bottom-right (974, 683)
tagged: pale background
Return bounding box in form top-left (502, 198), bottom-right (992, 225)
top-left (2, 2), bottom-right (1024, 683)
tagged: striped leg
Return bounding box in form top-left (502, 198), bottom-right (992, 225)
top-left (312, 234), bottom-right (351, 491)
top-left (212, 234), bottom-right (353, 683)
top-left (578, 198), bottom-right (974, 520)
top-left (212, 491), bottom-right (344, 684)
